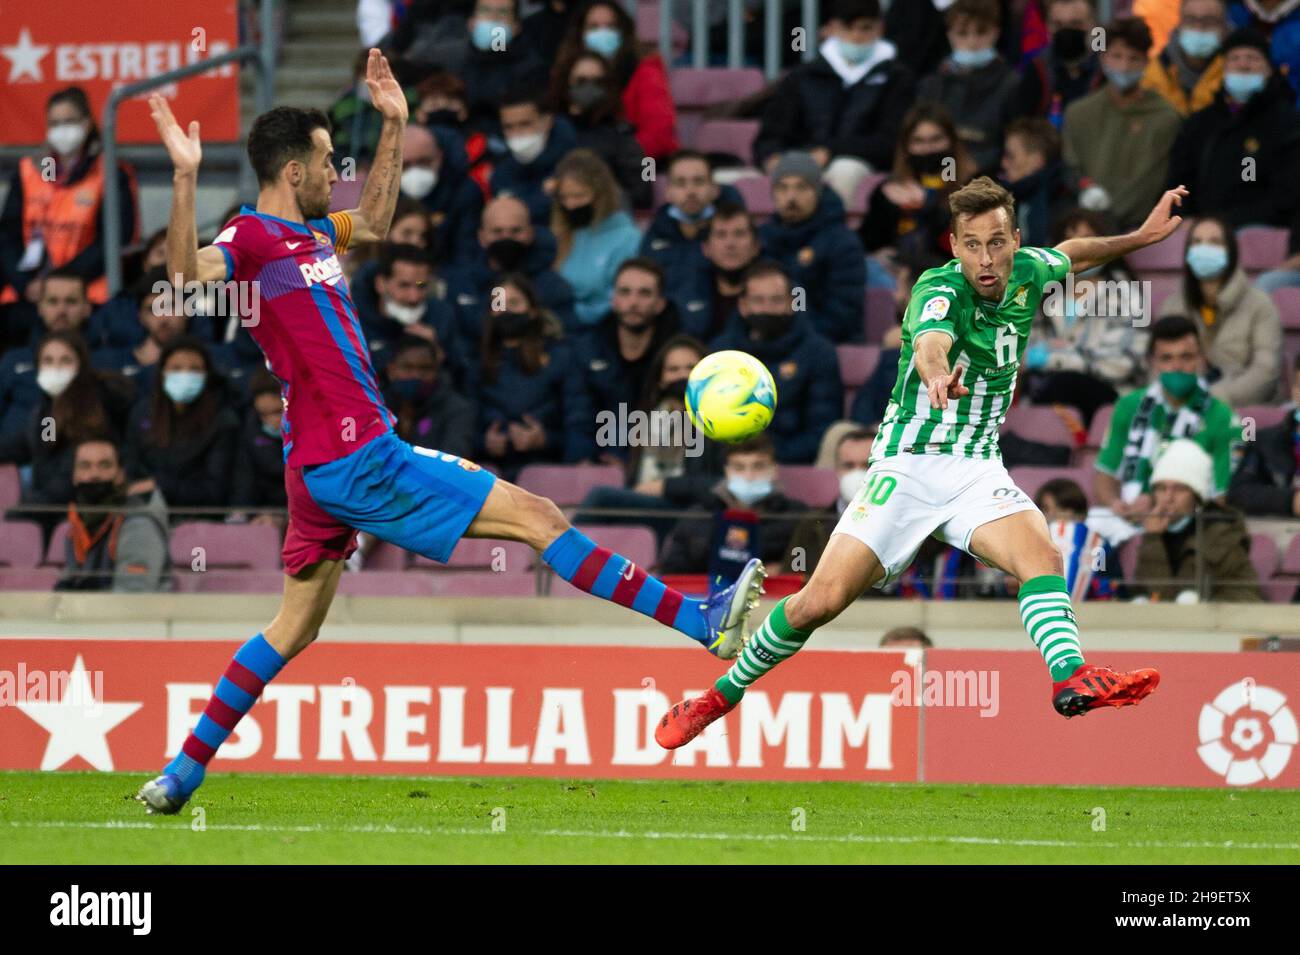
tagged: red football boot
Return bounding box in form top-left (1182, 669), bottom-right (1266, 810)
top-left (1052, 663), bottom-right (1160, 718)
top-left (655, 686), bottom-right (736, 749)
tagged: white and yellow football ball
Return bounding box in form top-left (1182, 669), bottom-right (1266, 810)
top-left (685, 350), bottom-right (778, 443)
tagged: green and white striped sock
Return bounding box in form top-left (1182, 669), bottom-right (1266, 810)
top-left (1018, 574), bottom-right (1085, 682)
top-left (715, 597), bottom-right (813, 704)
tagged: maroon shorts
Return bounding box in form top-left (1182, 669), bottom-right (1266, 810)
top-left (281, 462), bottom-right (359, 576)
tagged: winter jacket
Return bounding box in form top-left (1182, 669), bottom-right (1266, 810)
top-left (230, 412), bottom-right (287, 510)
top-left (858, 176), bottom-right (956, 277)
top-left (1158, 267), bottom-right (1283, 406)
top-left (383, 375), bottom-right (477, 461)
top-left (753, 43), bottom-right (917, 171)
top-left (1134, 502), bottom-right (1262, 601)
top-left (1014, 48), bottom-right (1103, 124)
top-left (638, 183), bottom-right (745, 281)
top-left (1141, 31), bottom-right (1225, 116)
top-left (664, 257), bottom-right (743, 343)
top-left (573, 304), bottom-right (683, 424)
top-left (572, 116), bottom-right (652, 209)
top-left (441, 227), bottom-right (578, 338)
top-left (433, 38), bottom-right (549, 131)
top-left (350, 258), bottom-right (463, 379)
top-left (556, 211), bottom-right (645, 327)
top-left (759, 188), bottom-right (867, 343)
top-left (1229, 0), bottom-right (1300, 102)
top-left (123, 400), bottom-right (240, 511)
top-left (1030, 266), bottom-right (1150, 390)
top-left (659, 484), bottom-right (804, 575)
top-left (709, 312), bottom-right (843, 463)
top-left (424, 125), bottom-right (486, 265)
top-left (490, 117), bottom-right (579, 225)
top-left (916, 56), bottom-right (1021, 175)
top-left (621, 53), bottom-right (679, 161)
top-left (55, 488), bottom-right (169, 592)
top-left (1005, 160), bottom-right (1079, 247)
top-left (1227, 414), bottom-right (1299, 516)
top-left (1167, 75), bottom-right (1300, 229)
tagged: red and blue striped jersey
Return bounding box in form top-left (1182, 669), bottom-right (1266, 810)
top-left (212, 206), bottom-right (394, 467)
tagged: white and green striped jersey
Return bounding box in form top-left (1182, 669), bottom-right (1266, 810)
top-left (872, 246), bottom-right (1072, 462)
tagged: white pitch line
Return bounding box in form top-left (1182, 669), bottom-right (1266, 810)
top-left (6, 820), bottom-right (1300, 852)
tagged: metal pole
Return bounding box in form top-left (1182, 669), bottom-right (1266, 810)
top-left (659, 0), bottom-right (673, 66)
top-left (727, 0), bottom-right (743, 69)
top-left (259, 0), bottom-right (277, 114)
top-left (692, 0), bottom-right (708, 69)
top-left (802, 0), bottom-right (819, 63)
top-left (764, 0), bottom-right (781, 80)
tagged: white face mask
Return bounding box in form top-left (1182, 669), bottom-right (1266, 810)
top-left (401, 166), bottom-right (438, 199)
top-left (385, 298), bottom-right (426, 325)
top-left (506, 131), bottom-right (546, 163)
top-left (47, 122), bottom-right (87, 157)
top-left (839, 468), bottom-right (870, 505)
top-left (37, 366), bottom-right (76, 397)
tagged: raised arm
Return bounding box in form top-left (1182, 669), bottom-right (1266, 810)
top-left (915, 330), bottom-right (968, 411)
top-left (347, 48), bottom-right (409, 243)
top-left (149, 94), bottom-right (228, 285)
top-left (1054, 185), bottom-right (1189, 274)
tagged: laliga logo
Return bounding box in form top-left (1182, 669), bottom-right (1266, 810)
top-left (1197, 679), bottom-right (1297, 786)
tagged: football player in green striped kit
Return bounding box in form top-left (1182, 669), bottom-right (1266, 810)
top-left (657, 176), bottom-right (1187, 748)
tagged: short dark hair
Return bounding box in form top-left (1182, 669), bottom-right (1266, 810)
top-left (390, 334), bottom-right (443, 368)
top-left (1035, 478), bottom-right (1088, 516)
top-left (724, 433), bottom-right (776, 460)
top-left (949, 176), bottom-right (1016, 234)
top-left (1004, 117), bottom-right (1061, 164)
top-left (947, 0), bottom-right (1002, 29)
top-left (824, 0), bottom-right (881, 26)
top-left (73, 435), bottom-right (122, 467)
top-left (740, 259), bottom-right (790, 295)
top-left (1148, 315), bottom-right (1201, 355)
top-left (666, 149), bottom-right (711, 176)
top-left (134, 265), bottom-right (171, 306)
top-left (499, 85), bottom-right (548, 115)
top-left (248, 368), bottom-right (282, 402)
top-left (702, 200), bottom-right (755, 241)
top-left (837, 427), bottom-right (877, 452)
top-left (247, 106), bottom-right (332, 187)
top-left (1106, 16), bottom-right (1154, 56)
top-left (880, 626), bottom-right (933, 648)
top-left (42, 266), bottom-right (89, 295)
top-left (614, 256), bottom-right (666, 296)
top-left (378, 243), bottom-right (433, 278)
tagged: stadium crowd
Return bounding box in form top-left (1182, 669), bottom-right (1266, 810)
top-left (1, 0), bottom-right (1299, 601)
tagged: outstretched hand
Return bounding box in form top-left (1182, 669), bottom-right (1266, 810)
top-left (149, 93), bottom-right (201, 175)
top-left (1136, 185), bottom-right (1189, 247)
top-left (927, 365), bottom-right (969, 411)
top-left (365, 48), bottom-right (408, 123)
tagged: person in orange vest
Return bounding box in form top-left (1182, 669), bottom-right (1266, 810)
top-left (0, 86), bottom-right (138, 318)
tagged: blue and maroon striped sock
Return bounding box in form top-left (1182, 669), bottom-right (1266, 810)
top-left (542, 527), bottom-right (707, 643)
top-left (163, 633), bottom-right (286, 795)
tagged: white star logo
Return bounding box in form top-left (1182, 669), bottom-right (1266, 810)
top-left (2, 28), bottom-right (50, 83)
top-left (16, 655), bottom-right (142, 771)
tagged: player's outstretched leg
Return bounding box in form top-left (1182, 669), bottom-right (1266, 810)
top-left (136, 559), bottom-right (343, 814)
top-left (969, 511), bottom-right (1159, 718)
top-left (467, 481), bottom-right (766, 659)
top-left (656, 533), bottom-right (880, 748)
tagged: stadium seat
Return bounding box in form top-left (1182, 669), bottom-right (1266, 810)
top-left (1118, 536), bottom-right (1140, 583)
top-left (1125, 221), bottom-right (1189, 270)
top-left (335, 571), bottom-right (435, 598)
top-left (731, 174), bottom-right (774, 216)
top-left (364, 540), bottom-right (409, 571)
top-left (864, 287), bottom-right (897, 344)
top-left (43, 521), bottom-right (71, 566)
top-left (1086, 404), bottom-right (1114, 448)
top-left (570, 524), bottom-right (658, 569)
top-left (777, 465), bottom-right (839, 508)
top-left (636, 1), bottom-right (688, 58)
top-left (1237, 226), bottom-right (1289, 271)
top-left (516, 463), bottom-right (624, 507)
top-left (1002, 404), bottom-right (1077, 445)
top-left (1237, 405), bottom-right (1288, 431)
top-left (0, 569), bottom-right (61, 591)
top-left (415, 537), bottom-right (535, 571)
top-left (190, 571), bottom-right (286, 594)
top-left (430, 571), bottom-right (538, 597)
top-left (0, 463), bottom-right (19, 511)
top-left (1271, 287), bottom-right (1300, 331)
top-left (1264, 533), bottom-right (1300, 602)
top-left (669, 67), bottom-right (765, 108)
top-left (328, 175), bottom-right (364, 213)
top-left (0, 521), bottom-right (43, 569)
top-left (169, 522), bottom-right (283, 572)
top-left (1145, 274), bottom-right (1181, 315)
top-left (1249, 533), bottom-right (1279, 583)
top-left (1008, 465), bottom-right (1094, 501)
top-left (691, 120), bottom-right (761, 167)
top-left (836, 344), bottom-right (881, 388)
top-left (850, 171), bottom-right (888, 218)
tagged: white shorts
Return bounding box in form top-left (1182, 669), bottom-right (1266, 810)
top-left (833, 453), bottom-right (1042, 588)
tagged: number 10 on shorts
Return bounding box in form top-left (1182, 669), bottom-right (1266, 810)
top-left (861, 473), bottom-right (896, 506)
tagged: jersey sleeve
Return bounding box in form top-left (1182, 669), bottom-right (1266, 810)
top-left (1094, 393), bottom-right (1134, 477)
top-left (1020, 246), bottom-right (1072, 289)
top-left (326, 211), bottom-right (354, 254)
top-left (210, 220), bottom-right (243, 281)
top-left (905, 278), bottom-right (960, 343)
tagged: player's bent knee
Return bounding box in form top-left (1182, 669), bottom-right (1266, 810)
top-left (788, 580), bottom-right (855, 630)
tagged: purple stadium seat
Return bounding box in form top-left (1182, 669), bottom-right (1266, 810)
top-left (836, 344), bottom-right (881, 388)
top-left (1087, 404), bottom-right (1114, 448)
top-left (0, 521), bottom-right (42, 568)
top-left (731, 173), bottom-right (774, 216)
top-left (1002, 404), bottom-right (1076, 445)
top-left (1125, 221), bottom-right (1188, 270)
top-left (1271, 287), bottom-right (1300, 331)
top-left (1281, 534), bottom-right (1300, 575)
top-left (692, 120), bottom-right (761, 165)
top-left (335, 571), bottom-right (435, 597)
top-left (364, 540), bottom-right (409, 571)
top-left (0, 463), bottom-right (19, 510)
top-left (328, 175), bottom-right (364, 213)
top-left (1264, 533), bottom-right (1300, 602)
top-left (1145, 274), bottom-right (1181, 315)
top-left (192, 571), bottom-right (286, 594)
top-left (1074, 448), bottom-right (1098, 472)
top-left (670, 67), bottom-right (765, 108)
top-left (412, 537), bottom-right (535, 572)
top-left (636, 1), bottom-right (688, 58)
top-left (516, 463), bottom-right (625, 507)
top-left (429, 572), bottom-right (537, 597)
top-left (43, 521), bottom-right (71, 566)
top-left (1009, 465), bottom-right (1094, 502)
top-left (1118, 536), bottom-right (1139, 582)
top-left (571, 524), bottom-right (659, 569)
top-left (851, 171), bottom-right (888, 218)
top-left (1237, 227), bottom-right (1289, 271)
top-left (0, 568), bottom-right (61, 591)
top-left (1249, 534), bottom-right (1279, 583)
top-left (1238, 405), bottom-right (1288, 431)
top-left (169, 522), bottom-right (283, 571)
top-left (864, 287), bottom-right (897, 344)
top-left (777, 466), bottom-right (839, 508)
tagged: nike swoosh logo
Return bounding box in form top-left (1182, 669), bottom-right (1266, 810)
top-left (622, 562), bottom-right (635, 580)
top-left (286, 241), bottom-right (303, 250)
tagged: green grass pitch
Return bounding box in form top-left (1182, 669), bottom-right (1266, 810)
top-left (2, 771), bottom-right (1298, 864)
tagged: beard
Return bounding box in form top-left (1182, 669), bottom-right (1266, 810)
top-left (298, 183), bottom-right (331, 220)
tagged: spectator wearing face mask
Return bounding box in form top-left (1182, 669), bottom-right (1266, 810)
top-left (1228, 352), bottom-right (1300, 516)
top-left (999, 118), bottom-right (1079, 248)
top-left (859, 104), bottom-right (978, 279)
top-left (1227, 0), bottom-right (1300, 101)
top-left (1015, 0), bottom-right (1104, 125)
top-left (412, 70), bottom-right (493, 199)
top-left (709, 261), bottom-right (843, 463)
top-left (1134, 438), bottom-right (1261, 601)
top-left (123, 337), bottom-right (240, 516)
top-left (490, 89), bottom-right (578, 225)
top-left (1062, 18), bottom-right (1184, 230)
top-left (553, 0), bottom-right (679, 161)
top-left (0, 86), bottom-right (138, 316)
top-left (639, 150), bottom-right (744, 284)
top-left (1158, 216), bottom-right (1282, 406)
top-left (354, 243), bottom-right (461, 377)
top-left (91, 268), bottom-right (193, 397)
top-left (552, 50), bottom-right (651, 209)
top-left (1167, 28), bottom-right (1300, 229)
top-left (400, 124), bottom-right (483, 266)
top-left (659, 434), bottom-right (802, 579)
top-left (382, 335), bottom-right (477, 460)
top-left (0, 332), bottom-right (132, 526)
top-left (442, 194), bottom-right (577, 340)
top-left (550, 149), bottom-right (644, 327)
top-left (916, 0), bottom-right (1021, 177)
top-left (56, 437), bottom-right (169, 592)
top-left (230, 369), bottom-right (287, 529)
top-left (761, 151), bottom-right (868, 344)
top-left (1144, 0), bottom-right (1229, 115)
top-left (784, 426), bottom-right (876, 577)
top-left (669, 201), bottom-right (762, 342)
top-left (473, 273), bottom-right (593, 477)
top-left (754, 0), bottom-right (917, 208)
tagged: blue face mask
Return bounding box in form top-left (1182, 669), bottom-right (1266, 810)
top-left (951, 47), bottom-right (996, 69)
top-left (262, 421), bottom-right (281, 439)
top-left (1103, 66), bottom-right (1145, 92)
top-left (668, 203), bottom-right (714, 225)
top-left (472, 19), bottom-right (512, 51)
top-left (584, 27), bottom-right (622, 58)
top-left (1223, 71), bottom-right (1266, 102)
top-left (727, 476), bottom-right (773, 506)
top-left (164, 370), bottom-right (206, 405)
top-left (1166, 514), bottom-right (1193, 533)
top-left (1186, 242), bottom-right (1229, 279)
top-left (1178, 28), bottom-right (1220, 59)
top-left (837, 37), bottom-right (876, 65)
